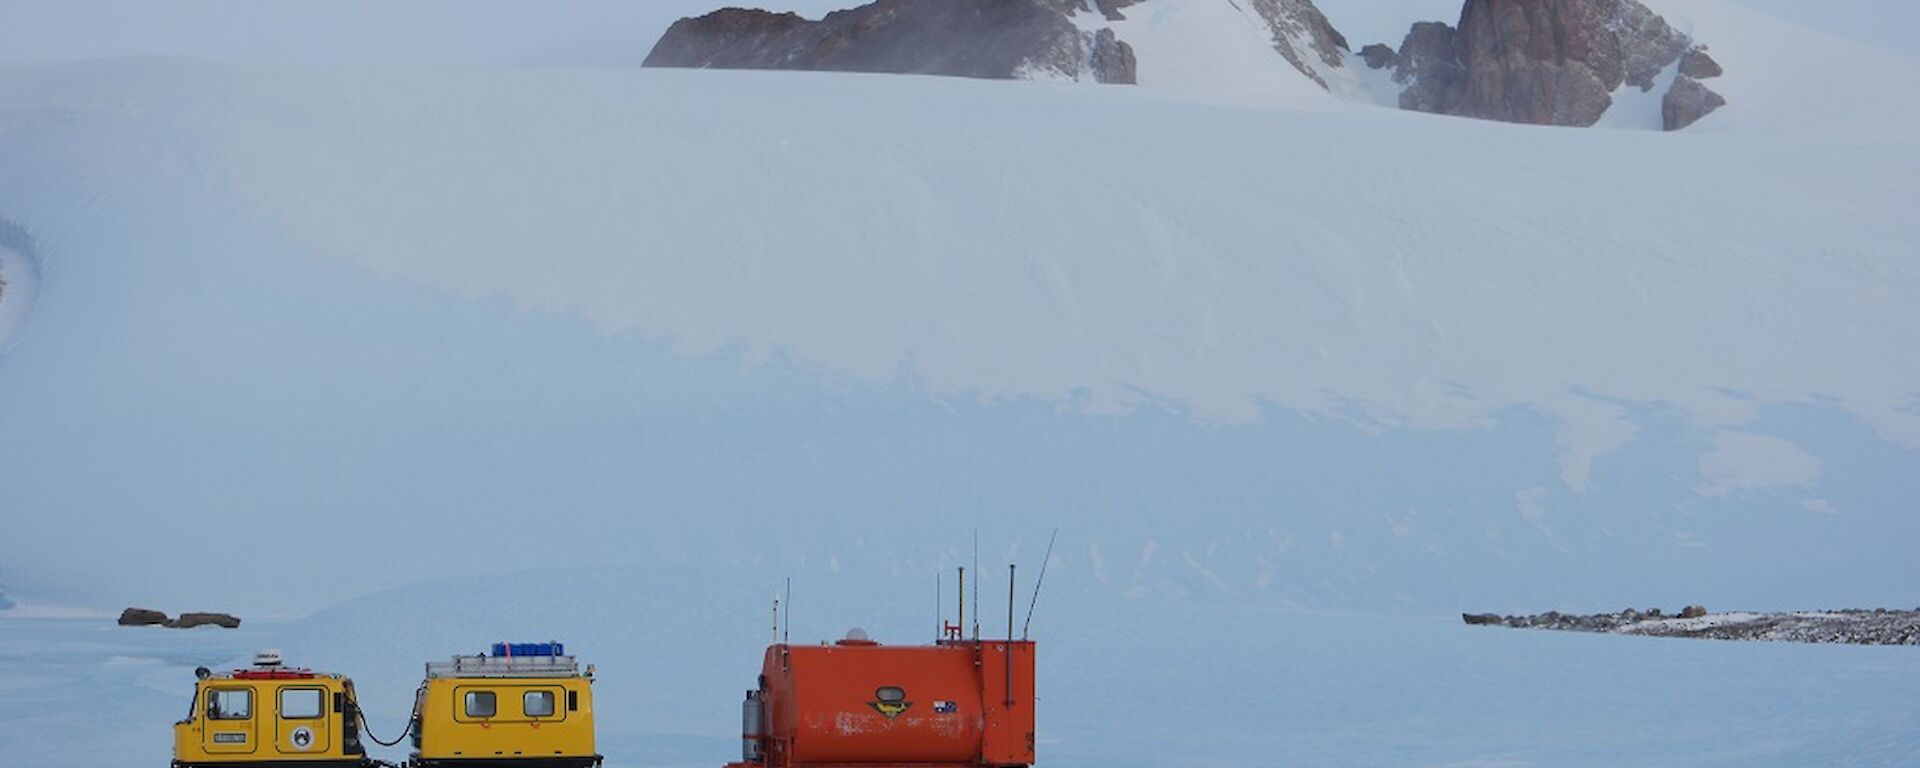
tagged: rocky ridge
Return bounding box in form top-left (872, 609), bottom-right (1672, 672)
top-left (643, 0), bottom-right (1137, 84)
top-left (1464, 608), bottom-right (1920, 645)
top-left (647, 0), bottom-right (1728, 129)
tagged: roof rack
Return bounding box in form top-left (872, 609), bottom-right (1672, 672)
top-left (426, 654), bottom-right (581, 679)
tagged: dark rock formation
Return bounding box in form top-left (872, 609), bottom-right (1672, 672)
top-left (646, 0), bottom-right (1730, 130)
top-left (1395, 22), bottom-right (1467, 114)
top-left (168, 612), bottom-right (242, 629)
top-left (1089, 28), bottom-right (1138, 86)
top-left (644, 0), bottom-right (1137, 84)
top-left (118, 607), bottom-right (169, 626)
top-left (1094, 0), bottom-right (1142, 22)
top-left (1359, 43), bottom-right (1397, 70)
top-left (1678, 46), bottom-right (1722, 79)
top-left (1464, 608), bottom-right (1920, 645)
top-left (1663, 75), bottom-right (1726, 130)
top-left (1390, 0), bottom-right (1706, 128)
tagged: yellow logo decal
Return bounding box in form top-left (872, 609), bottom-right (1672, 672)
top-left (869, 700), bottom-right (913, 719)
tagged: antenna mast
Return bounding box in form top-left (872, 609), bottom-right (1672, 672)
top-left (956, 566), bottom-right (965, 642)
top-left (1022, 528), bottom-right (1058, 640)
top-left (783, 577), bottom-right (791, 645)
top-left (971, 530), bottom-right (980, 640)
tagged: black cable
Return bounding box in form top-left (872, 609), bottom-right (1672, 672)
top-left (359, 684), bottom-right (427, 748)
top-left (356, 707), bottom-right (414, 747)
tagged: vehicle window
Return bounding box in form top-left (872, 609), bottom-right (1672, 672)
top-left (208, 689), bottom-right (252, 720)
top-left (464, 690), bottom-right (496, 718)
top-left (524, 690), bottom-right (555, 717)
top-left (281, 688), bottom-right (323, 719)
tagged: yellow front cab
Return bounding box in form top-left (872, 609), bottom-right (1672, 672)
top-left (409, 642), bottom-right (600, 768)
top-left (172, 650), bottom-right (374, 768)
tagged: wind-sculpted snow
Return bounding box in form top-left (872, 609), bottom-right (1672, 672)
top-left (129, 67), bottom-right (1920, 467)
top-left (0, 21), bottom-right (1915, 615)
top-left (0, 220), bottom-right (40, 355)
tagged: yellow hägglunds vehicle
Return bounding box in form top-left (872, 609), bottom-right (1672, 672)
top-left (408, 642), bottom-right (601, 768)
top-left (173, 650), bottom-right (374, 768)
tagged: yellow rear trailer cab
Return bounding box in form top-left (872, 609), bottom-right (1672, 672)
top-left (172, 650), bottom-right (373, 768)
top-left (410, 642), bottom-right (600, 768)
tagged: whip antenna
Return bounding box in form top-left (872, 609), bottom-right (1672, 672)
top-left (972, 529), bottom-right (980, 640)
top-left (783, 577), bottom-right (791, 644)
top-left (1021, 528), bottom-right (1058, 640)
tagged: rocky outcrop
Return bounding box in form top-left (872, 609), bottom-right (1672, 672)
top-left (1089, 29), bottom-right (1138, 86)
top-left (1359, 43), bottom-right (1397, 70)
top-left (648, 0), bottom-right (1731, 130)
top-left (1385, 0), bottom-right (1724, 130)
top-left (118, 607), bottom-right (169, 626)
top-left (644, 0), bottom-right (1137, 84)
top-left (1464, 608), bottom-right (1920, 645)
top-left (1093, 0), bottom-right (1143, 22)
top-left (1678, 46), bottom-right (1722, 79)
top-left (119, 607), bottom-right (242, 628)
top-left (168, 612), bottom-right (242, 629)
top-left (1394, 22), bottom-right (1467, 115)
top-left (1663, 76), bottom-right (1726, 130)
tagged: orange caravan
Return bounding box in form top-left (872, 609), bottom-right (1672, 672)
top-left (726, 574), bottom-right (1039, 768)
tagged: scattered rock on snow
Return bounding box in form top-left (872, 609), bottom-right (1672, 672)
top-left (1242, 0), bottom-right (1352, 89)
top-left (1462, 612), bottom-right (1502, 625)
top-left (1680, 604), bottom-right (1708, 619)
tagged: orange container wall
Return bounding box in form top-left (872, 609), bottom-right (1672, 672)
top-left (758, 640), bottom-right (1036, 768)
top-left (977, 641), bottom-right (1036, 766)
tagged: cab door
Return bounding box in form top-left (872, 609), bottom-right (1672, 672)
top-left (275, 685), bottom-right (331, 755)
top-left (202, 685), bottom-right (259, 755)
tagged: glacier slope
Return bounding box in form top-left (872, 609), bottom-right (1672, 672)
top-left (0, 57), bottom-right (1914, 615)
